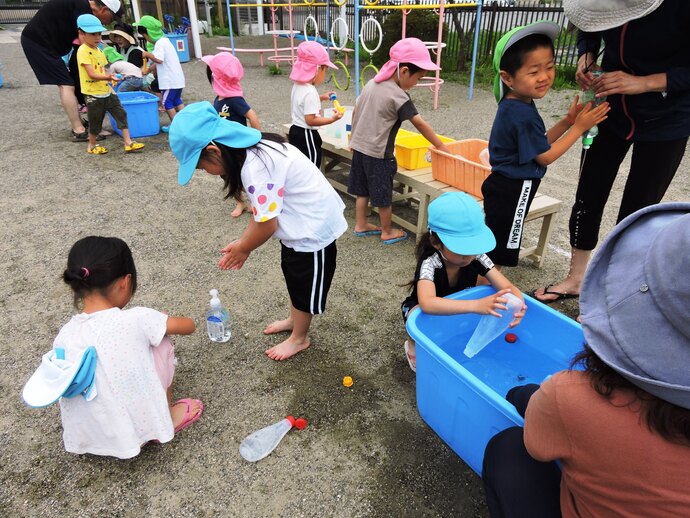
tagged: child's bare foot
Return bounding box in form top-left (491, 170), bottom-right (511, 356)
top-left (381, 229), bottom-right (408, 245)
top-left (353, 223), bottom-right (381, 234)
top-left (265, 336), bottom-right (311, 361)
top-left (230, 202), bottom-right (247, 218)
top-left (263, 318), bottom-right (293, 335)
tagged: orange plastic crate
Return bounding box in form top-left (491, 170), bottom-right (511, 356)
top-left (430, 139), bottom-right (491, 199)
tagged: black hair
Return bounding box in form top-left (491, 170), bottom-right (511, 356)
top-left (63, 236), bottom-right (137, 307)
top-left (112, 22), bottom-right (135, 38)
top-left (206, 65), bottom-right (214, 85)
top-left (500, 33), bottom-right (554, 76)
top-left (136, 25), bottom-right (148, 37)
top-left (404, 230), bottom-right (445, 289)
top-left (198, 133), bottom-right (288, 200)
top-left (571, 345), bottom-right (690, 446)
top-left (399, 62), bottom-right (424, 75)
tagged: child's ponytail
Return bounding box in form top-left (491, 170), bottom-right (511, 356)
top-left (63, 236), bottom-right (137, 307)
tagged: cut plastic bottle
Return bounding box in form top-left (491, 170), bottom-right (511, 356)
top-left (239, 415), bottom-right (307, 462)
top-left (463, 293), bottom-right (523, 358)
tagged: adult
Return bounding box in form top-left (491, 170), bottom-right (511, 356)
top-left (483, 202), bottom-right (690, 518)
top-left (107, 23), bottom-right (144, 68)
top-left (21, 0), bottom-right (122, 142)
top-left (532, 0), bottom-right (690, 303)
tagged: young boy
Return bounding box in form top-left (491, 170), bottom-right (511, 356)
top-left (76, 14), bottom-right (144, 155)
top-left (134, 15), bottom-right (185, 132)
top-left (483, 21), bottom-right (608, 269)
top-left (347, 38), bottom-right (451, 245)
top-left (103, 47), bottom-right (145, 92)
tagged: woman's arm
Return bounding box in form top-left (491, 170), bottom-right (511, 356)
top-left (166, 316), bottom-right (196, 335)
top-left (218, 217), bottom-right (278, 270)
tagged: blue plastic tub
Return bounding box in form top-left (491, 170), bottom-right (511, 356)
top-left (406, 285), bottom-right (584, 475)
top-left (166, 33), bottom-right (190, 63)
top-left (108, 91), bottom-right (160, 138)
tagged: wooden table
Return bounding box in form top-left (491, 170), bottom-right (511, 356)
top-left (283, 125), bottom-right (562, 267)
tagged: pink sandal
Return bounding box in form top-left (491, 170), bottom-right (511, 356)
top-left (173, 398), bottom-right (204, 433)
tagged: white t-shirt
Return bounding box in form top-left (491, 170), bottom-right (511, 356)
top-left (107, 60), bottom-right (143, 78)
top-left (290, 83), bottom-right (321, 129)
top-left (55, 307), bottom-right (173, 459)
top-left (153, 37), bottom-right (185, 89)
top-left (241, 140), bottom-right (348, 252)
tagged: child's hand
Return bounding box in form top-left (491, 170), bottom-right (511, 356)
top-left (473, 288), bottom-right (512, 318)
top-left (320, 91), bottom-right (336, 101)
top-left (331, 110), bottom-right (344, 122)
top-left (564, 94), bottom-right (585, 126)
top-left (218, 240), bottom-right (250, 270)
top-left (573, 101), bottom-right (610, 132)
top-left (509, 302), bottom-right (527, 328)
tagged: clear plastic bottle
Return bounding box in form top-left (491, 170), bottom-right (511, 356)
top-left (463, 293), bottom-right (523, 358)
top-left (206, 289), bottom-right (231, 343)
top-left (239, 415), bottom-right (307, 462)
top-left (582, 124), bottom-right (599, 149)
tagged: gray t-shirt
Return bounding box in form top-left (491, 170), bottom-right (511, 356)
top-left (349, 78), bottom-right (418, 159)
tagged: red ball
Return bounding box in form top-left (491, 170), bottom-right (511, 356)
top-left (505, 333), bottom-right (518, 343)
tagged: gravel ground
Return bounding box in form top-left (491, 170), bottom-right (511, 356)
top-left (0, 29), bottom-right (688, 518)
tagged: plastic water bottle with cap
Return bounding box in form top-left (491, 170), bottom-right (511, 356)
top-left (239, 415), bottom-right (307, 462)
top-left (206, 289), bottom-right (231, 343)
top-left (463, 292), bottom-right (523, 358)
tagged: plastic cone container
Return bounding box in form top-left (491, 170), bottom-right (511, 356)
top-left (429, 139), bottom-right (491, 198)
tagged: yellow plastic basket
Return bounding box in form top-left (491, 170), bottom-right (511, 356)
top-left (395, 131), bottom-right (455, 170)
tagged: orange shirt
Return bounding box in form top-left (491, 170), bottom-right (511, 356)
top-left (525, 370), bottom-right (690, 517)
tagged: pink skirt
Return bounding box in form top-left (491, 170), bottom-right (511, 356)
top-left (151, 336), bottom-right (176, 390)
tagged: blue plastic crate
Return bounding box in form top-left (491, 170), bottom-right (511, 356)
top-left (406, 285), bottom-right (584, 475)
top-left (108, 91), bottom-right (160, 138)
top-left (166, 34), bottom-right (190, 63)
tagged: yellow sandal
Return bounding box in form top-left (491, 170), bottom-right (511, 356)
top-left (124, 141), bottom-right (145, 153)
top-left (87, 145), bottom-right (108, 155)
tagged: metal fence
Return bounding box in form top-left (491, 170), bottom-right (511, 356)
top-left (0, 0), bottom-right (47, 24)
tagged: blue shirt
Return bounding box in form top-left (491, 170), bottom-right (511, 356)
top-left (489, 98), bottom-right (550, 180)
top-left (213, 96), bottom-right (251, 126)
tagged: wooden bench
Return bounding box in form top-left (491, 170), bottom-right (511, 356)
top-left (283, 125), bottom-right (562, 267)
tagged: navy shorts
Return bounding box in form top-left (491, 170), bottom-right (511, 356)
top-left (481, 173), bottom-right (540, 267)
top-left (347, 150), bottom-right (398, 207)
top-left (281, 240), bottom-right (337, 315)
top-left (162, 88), bottom-right (183, 110)
top-left (21, 34), bottom-right (73, 86)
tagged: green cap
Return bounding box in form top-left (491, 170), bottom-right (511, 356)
top-left (103, 46), bottom-right (125, 63)
top-left (493, 21), bottom-right (560, 103)
top-left (132, 15), bottom-right (165, 42)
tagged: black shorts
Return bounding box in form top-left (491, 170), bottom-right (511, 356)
top-left (281, 240), bottom-right (337, 315)
top-left (85, 95), bottom-right (128, 136)
top-left (481, 173), bottom-right (540, 267)
top-left (21, 34), bottom-right (73, 86)
top-left (288, 125), bottom-right (322, 168)
top-left (347, 150), bottom-right (398, 207)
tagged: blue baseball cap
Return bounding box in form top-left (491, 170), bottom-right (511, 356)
top-left (77, 14), bottom-right (107, 33)
top-left (428, 192), bottom-right (496, 255)
top-left (169, 102), bottom-right (262, 186)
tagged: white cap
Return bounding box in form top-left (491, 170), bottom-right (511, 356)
top-left (209, 289), bottom-right (221, 309)
top-left (100, 0), bottom-right (121, 14)
top-left (23, 349), bottom-right (84, 407)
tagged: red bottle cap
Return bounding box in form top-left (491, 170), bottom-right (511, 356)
top-left (286, 415), bottom-right (296, 426)
top-left (294, 418), bottom-right (308, 430)
top-left (505, 333), bottom-right (518, 343)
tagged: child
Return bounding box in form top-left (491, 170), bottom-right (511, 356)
top-left (348, 38), bottom-right (451, 245)
top-left (169, 102), bottom-right (348, 361)
top-left (134, 15), bottom-right (185, 132)
top-left (483, 21), bottom-right (609, 269)
top-left (401, 192), bottom-right (526, 372)
top-left (288, 41), bottom-right (343, 168)
top-left (103, 47), bottom-right (145, 92)
top-left (76, 14), bottom-right (145, 155)
top-left (203, 51), bottom-right (261, 217)
top-left (24, 236), bottom-right (202, 458)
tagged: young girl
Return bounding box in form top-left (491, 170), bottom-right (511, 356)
top-left (202, 51), bottom-right (261, 217)
top-left (401, 193), bottom-right (526, 372)
top-left (169, 102), bottom-right (348, 361)
top-left (288, 41), bottom-right (343, 168)
top-left (34, 236), bottom-right (202, 458)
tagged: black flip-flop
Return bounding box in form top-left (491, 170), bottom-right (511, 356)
top-left (529, 284), bottom-right (579, 305)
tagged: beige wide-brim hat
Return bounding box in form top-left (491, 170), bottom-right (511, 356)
top-left (563, 0), bottom-right (664, 32)
top-left (106, 29), bottom-right (136, 45)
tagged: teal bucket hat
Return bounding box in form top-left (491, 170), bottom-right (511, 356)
top-left (132, 15), bottom-right (165, 42)
top-left (77, 13), bottom-right (107, 34)
top-left (169, 101), bottom-right (262, 186)
top-left (428, 192), bottom-right (496, 255)
top-left (492, 21), bottom-right (560, 103)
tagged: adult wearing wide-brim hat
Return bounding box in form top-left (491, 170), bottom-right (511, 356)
top-left (483, 202), bottom-right (690, 517)
top-left (106, 23), bottom-right (144, 68)
top-left (532, 0), bottom-right (690, 305)
top-left (21, 0), bottom-right (123, 142)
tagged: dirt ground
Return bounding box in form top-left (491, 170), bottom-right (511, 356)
top-left (0, 29), bottom-right (688, 518)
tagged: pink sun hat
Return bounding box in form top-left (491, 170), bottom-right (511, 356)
top-left (289, 41), bottom-right (337, 82)
top-left (202, 52), bottom-right (244, 97)
top-left (374, 37), bottom-right (440, 83)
